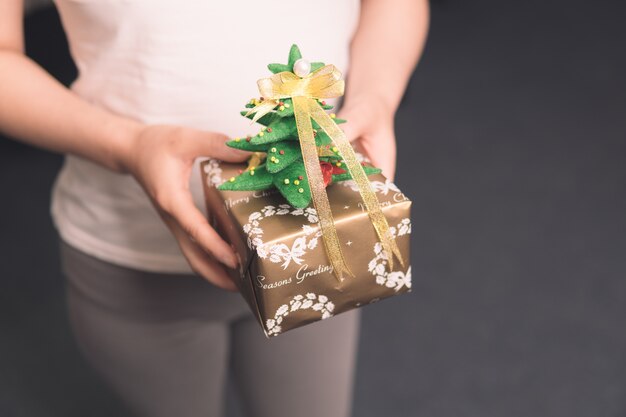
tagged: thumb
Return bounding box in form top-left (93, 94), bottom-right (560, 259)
top-left (189, 132), bottom-right (250, 163)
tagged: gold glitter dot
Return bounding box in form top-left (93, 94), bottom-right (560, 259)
top-left (259, 132), bottom-right (264, 137)
top-left (229, 177), bottom-right (235, 182)
top-left (332, 146), bottom-right (338, 152)
top-left (294, 180), bottom-right (300, 185)
top-left (330, 113), bottom-right (336, 119)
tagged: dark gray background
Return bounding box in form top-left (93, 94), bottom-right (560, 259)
top-left (1, 1), bottom-right (625, 416)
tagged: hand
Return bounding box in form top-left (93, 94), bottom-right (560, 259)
top-left (338, 97), bottom-right (397, 180)
top-left (121, 125), bottom-right (249, 291)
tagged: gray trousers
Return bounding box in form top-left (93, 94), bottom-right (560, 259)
top-left (60, 242), bottom-right (360, 417)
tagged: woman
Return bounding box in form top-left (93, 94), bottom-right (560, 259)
top-left (0, 1), bottom-right (429, 416)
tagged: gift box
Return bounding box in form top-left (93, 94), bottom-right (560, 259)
top-left (199, 44), bottom-right (412, 336)
top-left (201, 159), bottom-right (412, 336)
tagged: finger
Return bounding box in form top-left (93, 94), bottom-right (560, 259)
top-left (337, 117), bottom-right (363, 143)
top-left (378, 159), bottom-right (396, 181)
top-left (168, 222), bottom-right (238, 291)
top-left (358, 138), bottom-right (396, 181)
top-left (365, 148), bottom-right (390, 177)
top-left (165, 190), bottom-right (239, 269)
top-left (187, 132), bottom-right (250, 162)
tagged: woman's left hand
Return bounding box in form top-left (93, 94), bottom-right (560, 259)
top-left (338, 96), bottom-right (397, 181)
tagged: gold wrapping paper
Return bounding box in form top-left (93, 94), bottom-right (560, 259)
top-left (201, 159), bottom-right (412, 337)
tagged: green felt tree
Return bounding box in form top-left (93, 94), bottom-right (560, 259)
top-left (218, 44), bottom-right (380, 208)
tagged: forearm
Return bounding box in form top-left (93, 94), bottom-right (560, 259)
top-left (0, 50), bottom-right (141, 172)
top-left (345, 0), bottom-right (429, 113)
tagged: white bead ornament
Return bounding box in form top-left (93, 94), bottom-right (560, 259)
top-left (293, 58), bottom-right (311, 77)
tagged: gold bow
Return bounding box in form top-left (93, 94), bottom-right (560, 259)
top-left (248, 65), bottom-right (404, 280)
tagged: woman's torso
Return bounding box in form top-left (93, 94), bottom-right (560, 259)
top-left (51, 0), bottom-right (360, 273)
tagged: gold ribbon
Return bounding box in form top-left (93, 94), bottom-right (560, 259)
top-left (247, 152), bottom-right (266, 170)
top-left (248, 65), bottom-right (404, 280)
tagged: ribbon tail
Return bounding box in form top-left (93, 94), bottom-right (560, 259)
top-left (309, 101), bottom-right (405, 271)
top-left (245, 100), bottom-right (279, 124)
top-left (247, 152), bottom-right (266, 170)
top-left (292, 96), bottom-right (354, 281)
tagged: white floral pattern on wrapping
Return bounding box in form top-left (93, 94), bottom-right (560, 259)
top-left (368, 218), bottom-right (412, 291)
top-left (266, 293), bottom-right (335, 336)
top-left (243, 205), bottom-right (322, 269)
top-left (339, 178), bottom-right (400, 195)
top-left (203, 159), bottom-right (224, 187)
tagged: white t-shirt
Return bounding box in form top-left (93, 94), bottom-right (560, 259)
top-left (51, 0), bottom-right (361, 273)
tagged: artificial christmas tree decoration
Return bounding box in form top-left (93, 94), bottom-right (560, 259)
top-left (219, 45), bottom-right (381, 210)
top-left (202, 45), bottom-right (412, 336)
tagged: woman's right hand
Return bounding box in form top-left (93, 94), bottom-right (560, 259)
top-left (120, 125), bottom-right (250, 291)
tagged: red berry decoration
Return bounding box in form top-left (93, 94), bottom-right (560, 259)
top-left (319, 161), bottom-right (346, 187)
top-left (319, 161), bottom-right (334, 187)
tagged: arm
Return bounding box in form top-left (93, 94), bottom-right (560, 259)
top-left (339, 0), bottom-right (430, 180)
top-left (0, 0), bottom-right (244, 289)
